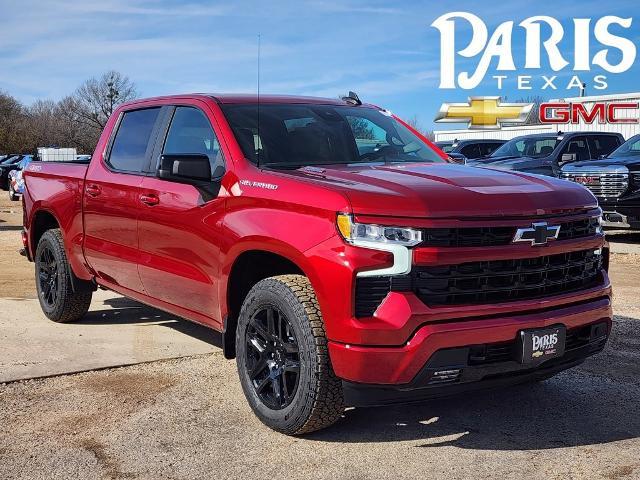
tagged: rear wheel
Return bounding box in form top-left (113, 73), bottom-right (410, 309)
top-left (236, 275), bottom-right (344, 435)
top-left (35, 229), bottom-right (92, 323)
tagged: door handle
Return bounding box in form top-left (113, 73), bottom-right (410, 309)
top-left (85, 184), bottom-right (101, 197)
top-left (140, 193), bottom-right (160, 206)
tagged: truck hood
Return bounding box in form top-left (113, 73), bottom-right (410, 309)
top-left (471, 155), bottom-right (542, 169)
top-left (563, 157), bottom-right (640, 170)
top-left (285, 162), bottom-right (596, 218)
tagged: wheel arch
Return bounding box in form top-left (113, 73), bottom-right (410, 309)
top-left (31, 209), bottom-right (60, 256)
top-left (31, 209), bottom-right (95, 294)
top-left (222, 246), bottom-right (310, 359)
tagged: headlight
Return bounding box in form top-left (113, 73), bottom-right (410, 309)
top-left (337, 213), bottom-right (422, 246)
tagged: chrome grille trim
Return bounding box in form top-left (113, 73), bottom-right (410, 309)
top-left (561, 171), bottom-right (629, 198)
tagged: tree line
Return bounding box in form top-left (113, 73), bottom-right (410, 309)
top-left (0, 71), bottom-right (137, 155)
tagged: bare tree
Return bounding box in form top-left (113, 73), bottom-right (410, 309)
top-left (404, 115), bottom-right (435, 141)
top-left (0, 91), bottom-right (28, 154)
top-left (72, 70), bottom-right (138, 131)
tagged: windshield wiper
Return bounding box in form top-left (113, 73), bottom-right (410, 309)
top-left (260, 162), bottom-right (306, 170)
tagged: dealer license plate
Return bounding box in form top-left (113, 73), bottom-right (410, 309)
top-left (518, 325), bottom-right (566, 364)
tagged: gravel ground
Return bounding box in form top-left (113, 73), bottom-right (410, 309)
top-left (1, 196), bottom-right (639, 480)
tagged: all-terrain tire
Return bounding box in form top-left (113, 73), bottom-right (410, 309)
top-left (236, 274), bottom-right (344, 435)
top-left (35, 229), bottom-right (92, 323)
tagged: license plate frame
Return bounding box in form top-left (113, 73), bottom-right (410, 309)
top-left (518, 325), bottom-right (566, 364)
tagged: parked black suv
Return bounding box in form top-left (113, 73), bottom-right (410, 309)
top-left (469, 132), bottom-right (624, 177)
top-left (435, 139), bottom-right (505, 161)
top-left (562, 134), bottom-right (640, 228)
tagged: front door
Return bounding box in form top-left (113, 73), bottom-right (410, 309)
top-left (137, 104), bottom-right (227, 326)
top-left (83, 106), bottom-right (163, 293)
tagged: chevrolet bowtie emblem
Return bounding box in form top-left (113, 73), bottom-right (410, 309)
top-left (513, 222), bottom-right (561, 246)
top-left (434, 96), bottom-right (534, 130)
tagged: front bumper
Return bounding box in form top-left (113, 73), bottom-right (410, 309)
top-left (342, 322), bottom-right (607, 407)
top-left (329, 293), bottom-right (612, 387)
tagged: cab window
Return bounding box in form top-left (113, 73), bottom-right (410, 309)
top-left (108, 108), bottom-right (161, 173)
top-left (588, 135), bottom-right (621, 158)
top-left (460, 144), bottom-right (481, 159)
top-left (561, 137), bottom-right (591, 161)
top-left (163, 106), bottom-right (224, 178)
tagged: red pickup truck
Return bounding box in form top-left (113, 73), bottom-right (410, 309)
top-left (21, 93), bottom-right (612, 434)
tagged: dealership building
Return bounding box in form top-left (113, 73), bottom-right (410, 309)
top-left (433, 92), bottom-right (640, 142)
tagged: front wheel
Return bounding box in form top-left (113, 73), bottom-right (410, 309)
top-left (236, 275), bottom-right (344, 435)
top-left (35, 229), bottom-right (92, 323)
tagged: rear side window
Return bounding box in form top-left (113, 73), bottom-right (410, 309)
top-left (108, 108), bottom-right (161, 172)
top-left (588, 136), bottom-right (621, 158)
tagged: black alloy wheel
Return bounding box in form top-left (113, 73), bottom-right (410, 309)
top-left (245, 306), bottom-right (300, 410)
top-left (38, 245), bottom-right (59, 308)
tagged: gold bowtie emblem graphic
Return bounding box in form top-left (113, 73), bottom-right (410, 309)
top-left (435, 96), bottom-right (534, 130)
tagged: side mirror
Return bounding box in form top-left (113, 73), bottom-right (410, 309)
top-left (158, 154), bottom-right (211, 183)
top-left (157, 154), bottom-right (224, 200)
top-left (560, 153), bottom-right (576, 164)
top-left (447, 153), bottom-right (466, 165)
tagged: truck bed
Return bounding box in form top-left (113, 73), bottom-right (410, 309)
top-left (22, 160), bottom-right (89, 277)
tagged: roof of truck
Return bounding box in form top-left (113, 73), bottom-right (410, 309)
top-left (121, 93), bottom-right (376, 108)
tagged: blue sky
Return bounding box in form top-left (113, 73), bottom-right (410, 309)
top-left (1, 0), bottom-right (639, 129)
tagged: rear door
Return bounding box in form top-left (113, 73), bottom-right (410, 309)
top-left (83, 106), bottom-right (164, 293)
top-left (137, 103), bottom-right (227, 326)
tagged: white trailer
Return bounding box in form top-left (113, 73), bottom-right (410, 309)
top-left (37, 147), bottom-right (77, 162)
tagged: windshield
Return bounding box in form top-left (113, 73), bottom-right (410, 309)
top-left (221, 104), bottom-right (444, 168)
top-left (608, 135), bottom-right (640, 158)
top-left (491, 137), bottom-right (560, 159)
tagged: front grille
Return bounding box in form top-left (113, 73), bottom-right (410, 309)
top-left (562, 172), bottom-right (629, 198)
top-left (354, 249), bottom-right (603, 316)
top-left (421, 217), bottom-right (599, 247)
top-left (414, 249), bottom-right (602, 306)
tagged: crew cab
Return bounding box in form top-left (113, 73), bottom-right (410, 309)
top-left (470, 132), bottom-right (623, 176)
top-left (22, 93), bottom-right (612, 435)
top-left (562, 134), bottom-right (640, 228)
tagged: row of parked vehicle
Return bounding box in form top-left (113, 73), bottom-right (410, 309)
top-left (0, 152), bottom-right (90, 201)
top-left (0, 154), bottom-right (33, 200)
top-left (436, 131), bottom-right (640, 229)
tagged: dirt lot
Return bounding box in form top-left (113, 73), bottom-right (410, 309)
top-left (1, 195), bottom-right (640, 480)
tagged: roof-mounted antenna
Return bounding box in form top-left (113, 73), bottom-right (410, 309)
top-left (341, 91), bottom-right (362, 105)
top-left (256, 33), bottom-right (261, 168)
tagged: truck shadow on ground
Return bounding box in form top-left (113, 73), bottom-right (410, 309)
top-left (313, 374), bottom-right (640, 450)
top-left (77, 296), bottom-right (223, 349)
top-left (311, 315), bottom-right (640, 450)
